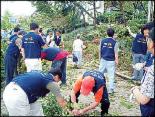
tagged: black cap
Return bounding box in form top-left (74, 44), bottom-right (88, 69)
top-left (30, 22), bottom-right (39, 30)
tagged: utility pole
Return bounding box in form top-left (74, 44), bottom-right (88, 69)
top-left (148, 1), bottom-right (154, 22)
top-left (93, 1), bottom-right (96, 29)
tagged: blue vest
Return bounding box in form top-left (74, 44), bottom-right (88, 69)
top-left (5, 37), bottom-right (20, 59)
top-left (101, 38), bottom-right (116, 61)
top-left (132, 34), bottom-right (147, 55)
top-left (42, 47), bottom-right (60, 61)
top-left (9, 34), bottom-right (18, 41)
top-left (145, 53), bottom-right (154, 67)
top-left (22, 32), bottom-right (45, 58)
top-left (12, 71), bottom-right (53, 103)
top-left (54, 35), bottom-right (62, 46)
top-left (82, 70), bottom-right (106, 94)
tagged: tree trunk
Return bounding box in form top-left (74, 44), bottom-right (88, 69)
top-left (119, 1), bottom-right (126, 26)
top-left (74, 2), bottom-right (95, 20)
top-left (148, 1), bottom-right (151, 22)
top-left (148, 1), bottom-right (154, 22)
top-left (82, 12), bottom-right (86, 28)
top-left (93, 1), bottom-right (97, 29)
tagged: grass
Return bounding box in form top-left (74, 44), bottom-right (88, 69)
top-left (120, 97), bottom-right (134, 109)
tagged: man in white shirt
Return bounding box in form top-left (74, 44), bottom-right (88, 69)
top-left (72, 34), bottom-right (84, 68)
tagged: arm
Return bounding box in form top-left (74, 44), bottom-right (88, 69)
top-left (132, 66), bottom-right (154, 104)
top-left (76, 86), bottom-right (103, 115)
top-left (61, 36), bottom-right (64, 50)
top-left (132, 86), bottom-right (150, 105)
top-left (38, 35), bottom-right (48, 48)
top-left (72, 41), bottom-right (75, 52)
top-left (71, 77), bottom-right (83, 108)
top-left (42, 44), bottom-right (48, 48)
top-left (114, 42), bottom-right (119, 65)
top-left (127, 26), bottom-right (136, 38)
top-left (21, 48), bottom-right (25, 59)
top-left (46, 82), bottom-right (67, 107)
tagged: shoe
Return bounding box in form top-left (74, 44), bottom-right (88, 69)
top-left (131, 76), bottom-right (138, 81)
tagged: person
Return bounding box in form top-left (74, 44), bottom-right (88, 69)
top-left (130, 28), bottom-right (154, 116)
top-left (9, 27), bottom-right (20, 41)
top-left (127, 25), bottom-right (149, 81)
top-left (99, 28), bottom-right (119, 94)
top-left (133, 51), bottom-right (154, 72)
top-left (72, 34), bottom-right (84, 68)
top-left (41, 47), bottom-right (70, 86)
top-left (70, 70), bottom-right (110, 116)
top-left (46, 29), bottom-right (55, 47)
top-left (4, 32), bottom-right (23, 85)
top-left (21, 22), bottom-right (48, 72)
top-left (53, 30), bottom-right (64, 49)
top-left (38, 28), bottom-right (46, 42)
top-left (3, 68), bottom-right (67, 116)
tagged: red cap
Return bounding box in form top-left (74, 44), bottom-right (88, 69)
top-left (80, 76), bottom-right (95, 96)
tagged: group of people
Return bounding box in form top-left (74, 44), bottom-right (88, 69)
top-left (2, 21), bottom-right (154, 116)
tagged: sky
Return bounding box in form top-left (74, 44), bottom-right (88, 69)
top-left (1, 1), bottom-right (36, 16)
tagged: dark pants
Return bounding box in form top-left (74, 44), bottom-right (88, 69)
top-left (140, 99), bottom-right (154, 116)
top-left (70, 87), bottom-right (110, 116)
top-left (4, 55), bottom-right (18, 85)
top-left (51, 57), bottom-right (67, 84)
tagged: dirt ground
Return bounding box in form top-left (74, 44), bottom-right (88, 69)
top-left (1, 58), bottom-right (141, 116)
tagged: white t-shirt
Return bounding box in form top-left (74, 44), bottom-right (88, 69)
top-left (46, 35), bottom-right (54, 47)
top-left (73, 39), bottom-right (83, 52)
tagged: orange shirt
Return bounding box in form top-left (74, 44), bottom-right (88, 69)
top-left (73, 77), bottom-right (104, 103)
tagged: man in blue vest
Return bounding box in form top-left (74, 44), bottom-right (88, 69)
top-left (53, 30), bottom-right (64, 49)
top-left (99, 28), bottom-right (119, 94)
top-left (127, 25), bottom-right (149, 80)
top-left (70, 70), bottom-right (110, 116)
top-left (4, 33), bottom-right (22, 85)
top-left (41, 47), bottom-right (70, 86)
top-left (9, 27), bottom-right (20, 42)
top-left (21, 22), bottom-right (48, 72)
top-left (3, 69), bottom-right (67, 116)
top-left (130, 28), bottom-right (154, 116)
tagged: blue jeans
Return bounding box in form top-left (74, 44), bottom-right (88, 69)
top-left (132, 53), bottom-right (145, 80)
top-left (99, 58), bottom-right (116, 90)
top-left (51, 57), bottom-right (67, 84)
top-left (73, 51), bottom-right (82, 67)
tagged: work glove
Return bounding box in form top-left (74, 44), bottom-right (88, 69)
top-left (132, 63), bottom-right (144, 71)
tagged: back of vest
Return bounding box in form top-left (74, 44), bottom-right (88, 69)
top-left (22, 32), bottom-right (43, 58)
top-left (12, 71), bottom-right (53, 103)
top-left (132, 34), bottom-right (147, 55)
top-left (5, 36), bottom-right (20, 59)
top-left (42, 47), bottom-right (60, 61)
top-left (83, 70), bottom-right (106, 94)
top-left (101, 38), bottom-right (116, 61)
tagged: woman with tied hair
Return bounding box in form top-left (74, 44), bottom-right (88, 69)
top-left (130, 28), bottom-right (154, 116)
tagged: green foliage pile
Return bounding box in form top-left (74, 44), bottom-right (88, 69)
top-left (40, 94), bottom-right (64, 116)
top-left (1, 41), bottom-right (8, 83)
top-left (63, 22), bottom-right (146, 71)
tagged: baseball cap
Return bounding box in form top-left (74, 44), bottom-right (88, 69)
top-left (80, 76), bottom-right (95, 96)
